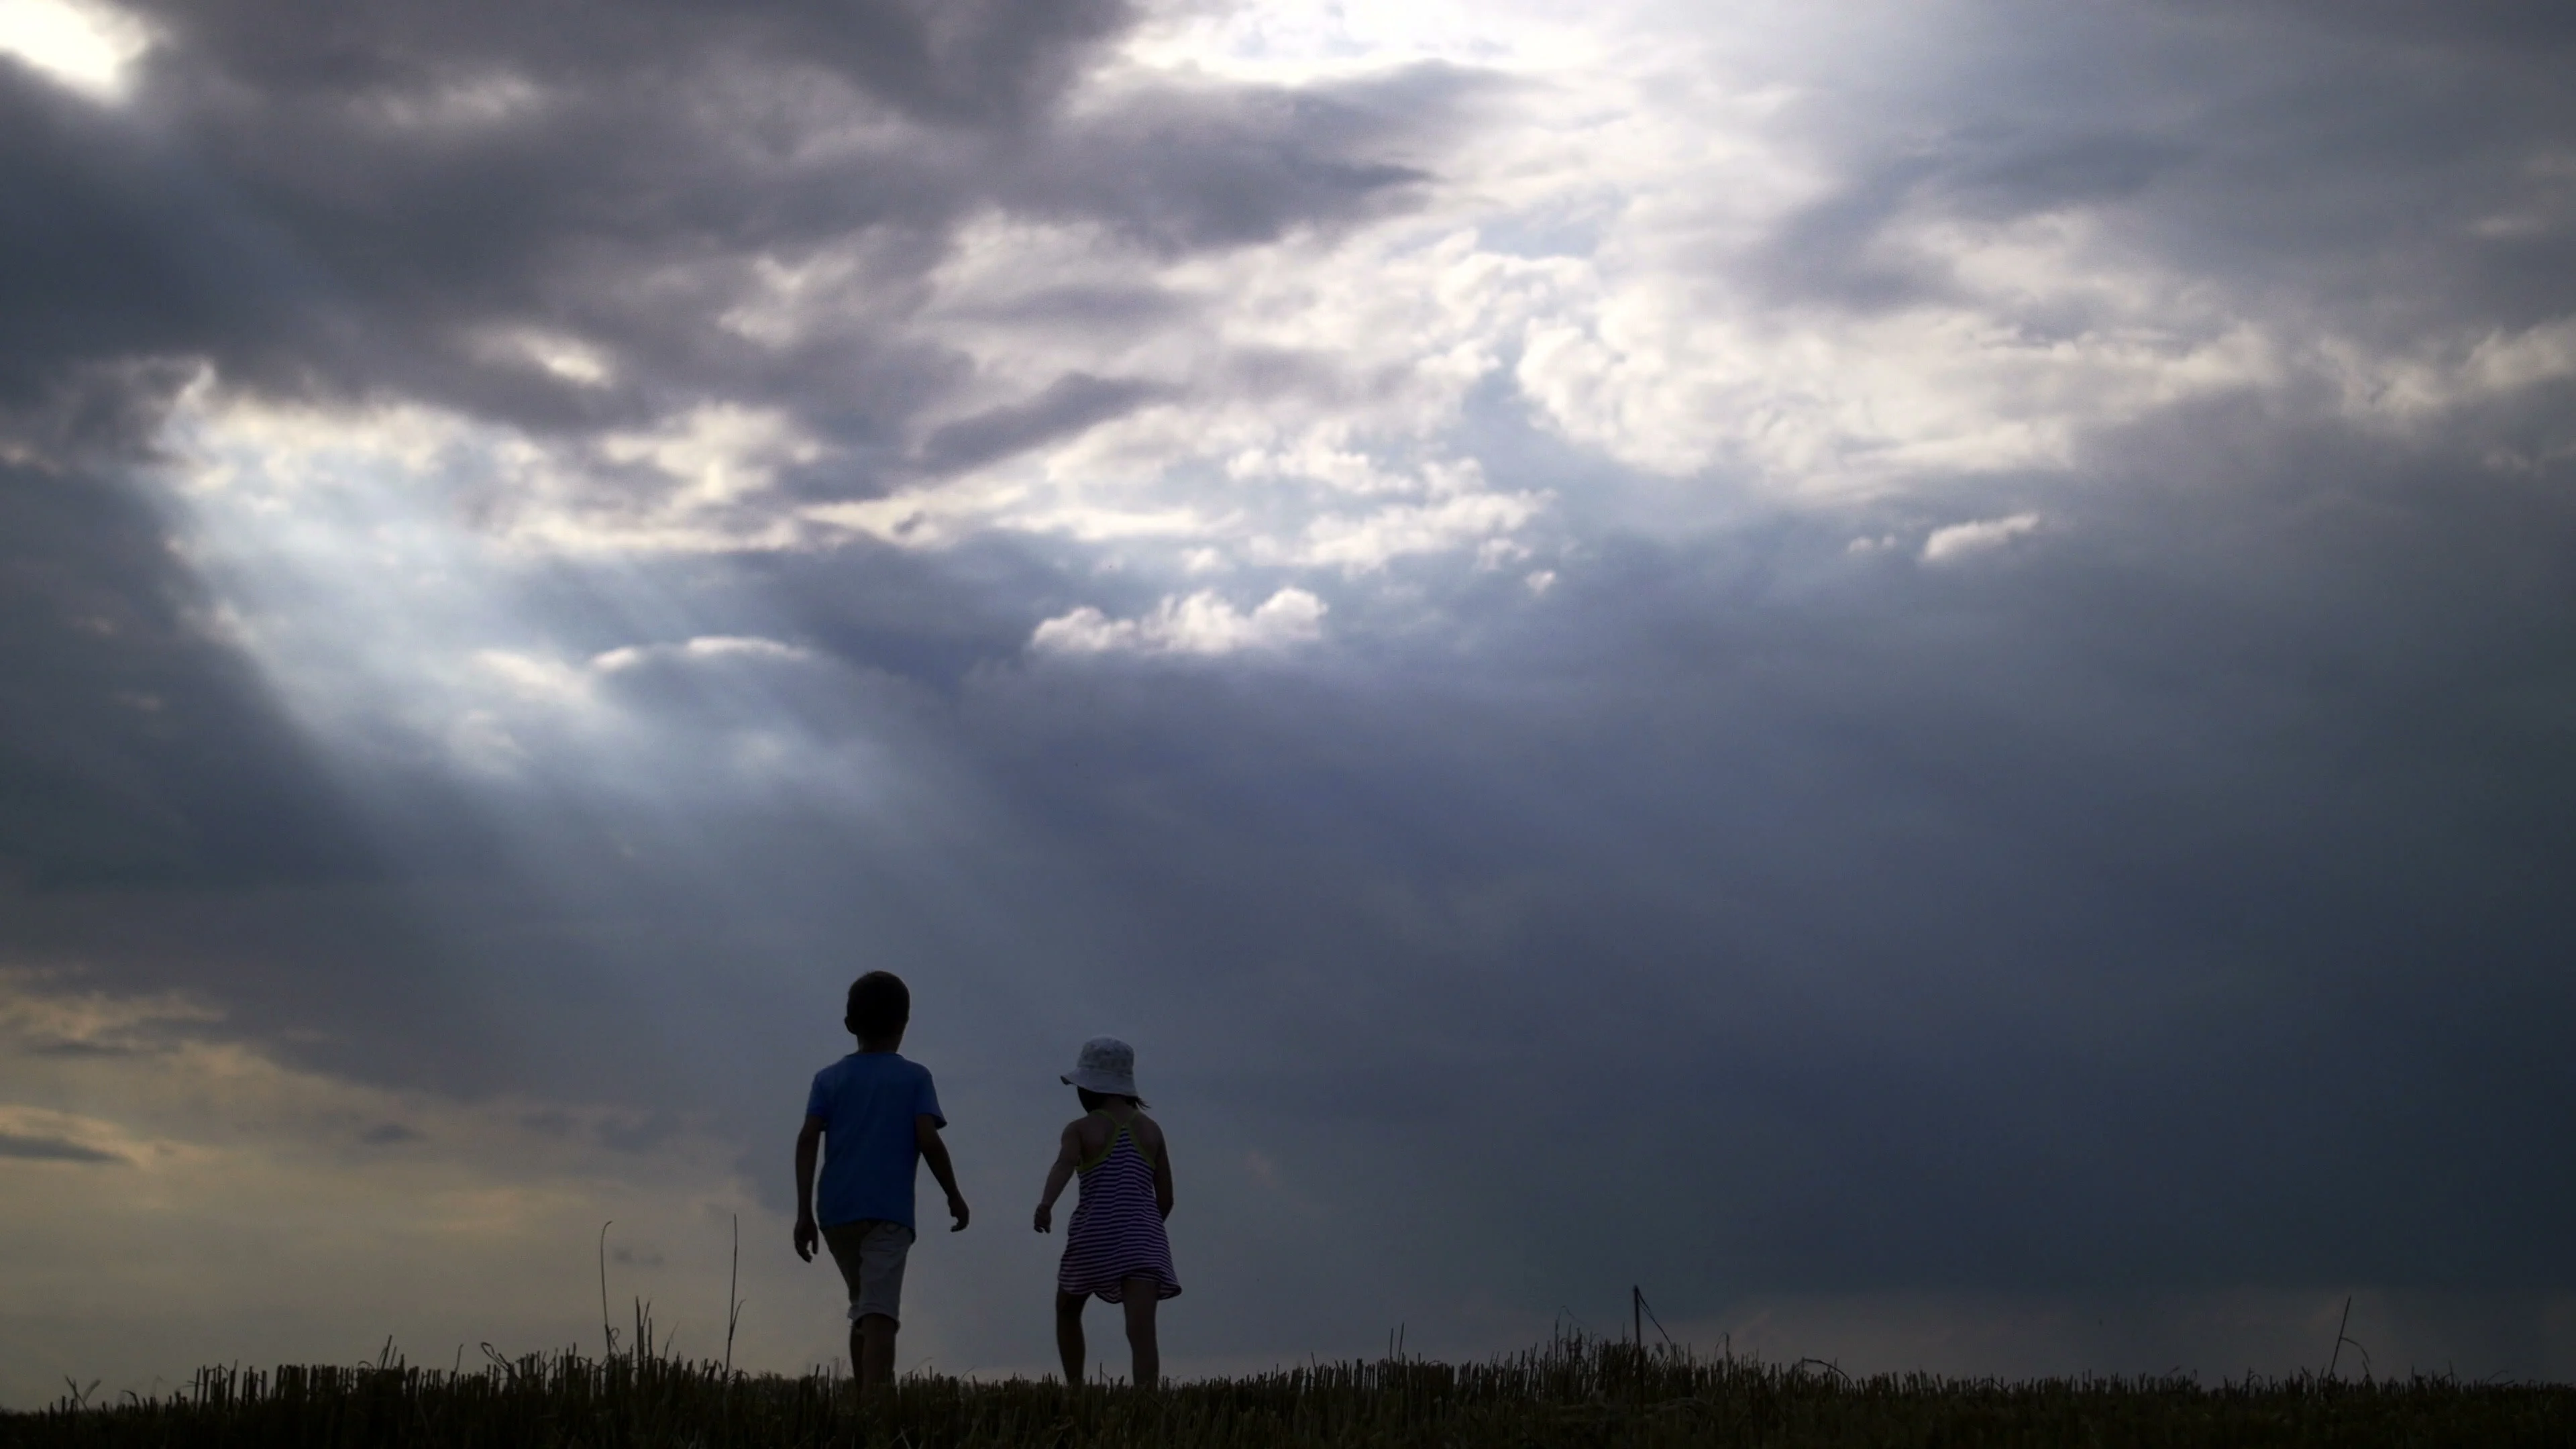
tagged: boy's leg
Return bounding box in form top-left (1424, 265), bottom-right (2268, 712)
top-left (822, 1221), bottom-right (912, 1392)
top-left (857, 1314), bottom-right (898, 1390)
top-left (1054, 1291), bottom-right (1087, 1385)
top-left (1120, 1277), bottom-right (1159, 1389)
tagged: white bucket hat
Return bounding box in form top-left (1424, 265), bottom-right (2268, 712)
top-left (1061, 1036), bottom-right (1146, 1104)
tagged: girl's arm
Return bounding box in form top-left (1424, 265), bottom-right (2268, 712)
top-left (1032, 1122), bottom-right (1083, 1232)
top-left (1152, 1134), bottom-right (1175, 1220)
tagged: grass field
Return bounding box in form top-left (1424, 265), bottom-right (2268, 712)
top-left (5, 1333), bottom-right (2568, 1447)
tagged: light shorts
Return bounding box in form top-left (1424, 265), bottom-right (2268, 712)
top-left (822, 1219), bottom-right (914, 1324)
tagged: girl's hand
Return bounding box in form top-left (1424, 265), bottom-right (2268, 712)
top-left (1033, 1202), bottom-right (1053, 1233)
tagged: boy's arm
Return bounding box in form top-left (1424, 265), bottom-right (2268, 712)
top-left (792, 1115), bottom-right (824, 1261)
top-left (1032, 1122), bottom-right (1083, 1233)
top-left (916, 1116), bottom-right (969, 1232)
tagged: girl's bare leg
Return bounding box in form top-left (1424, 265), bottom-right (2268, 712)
top-left (1055, 1291), bottom-right (1087, 1385)
top-left (1121, 1277), bottom-right (1160, 1389)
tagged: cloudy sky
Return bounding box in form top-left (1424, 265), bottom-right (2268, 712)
top-left (5, 0), bottom-right (2574, 1403)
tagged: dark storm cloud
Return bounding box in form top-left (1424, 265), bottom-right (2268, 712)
top-left (0, 80), bottom-right (282, 407)
top-left (2176, 0), bottom-right (2576, 55)
top-left (1748, 154), bottom-right (1962, 313)
top-left (1008, 66), bottom-right (1470, 252)
top-left (915, 373), bottom-right (1171, 476)
top-left (1749, 129), bottom-right (2184, 315)
top-left (0, 383), bottom-right (366, 889)
top-left (1742, 1), bottom-right (2576, 335)
top-left (933, 393), bottom-right (2576, 1326)
top-left (142, 0), bottom-right (1129, 129)
top-left (1947, 133), bottom-right (2188, 213)
top-left (0, 0), bottom-right (1463, 453)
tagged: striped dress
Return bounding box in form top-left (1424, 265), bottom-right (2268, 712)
top-left (1057, 1110), bottom-right (1181, 1303)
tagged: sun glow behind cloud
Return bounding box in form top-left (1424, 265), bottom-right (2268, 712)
top-left (0, 0), bottom-right (150, 99)
top-left (0, 969), bottom-right (827, 1400)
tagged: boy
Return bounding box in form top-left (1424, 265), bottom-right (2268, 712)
top-left (794, 971), bottom-right (969, 1389)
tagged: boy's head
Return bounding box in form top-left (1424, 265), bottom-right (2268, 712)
top-left (845, 971), bottom-right (910, 1046)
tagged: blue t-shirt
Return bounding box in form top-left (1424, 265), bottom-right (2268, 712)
top-left (805, 1052), bottom-right (945, 1230)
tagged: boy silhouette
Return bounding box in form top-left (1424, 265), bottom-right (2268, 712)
top-left (794, 971), bottom-right (969, 1389)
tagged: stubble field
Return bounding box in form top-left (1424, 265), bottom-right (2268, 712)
top-left (5, 1334), bottom-right (2567, 1447)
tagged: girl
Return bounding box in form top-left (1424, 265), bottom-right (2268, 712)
top-left (1034, 1037), bottom-right (1179, 1387)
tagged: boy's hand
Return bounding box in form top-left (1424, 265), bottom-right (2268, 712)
top-left (947, 1193), bottom-right (971, 1232)
top-left (1033, 1202), bottom-right (1053, 1234)
top-left (793, 1215), bottom-right (818, 1262)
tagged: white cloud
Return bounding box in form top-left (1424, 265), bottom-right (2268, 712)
top-left (2321, 318), bottom-right (2576, 427)
top-left (1293, 490), bottom-right (1550, 572)
top-left (590, 636), bottom-right (812, 673)
top-left (366, 72), bottom-right (544, 132)
top-left (586, 403), bottom-right (823, 543)
top-left (474, 327), bottom-right (614, 386)
top-left (1512, 239), bottom-right (2292, 492)
top-left (1921, 511), bottom-right (2041, 563)
top-left (470, 648), bottom-right (596, 704)
top-left (1030, 587), bottom-right (1328, 656)
top-left (169, 384), bottom-right (819, 559)
top-left (796, 0), bottom-right (2309, 573)
top-left (1122, 0), bottom-right (1617, 88)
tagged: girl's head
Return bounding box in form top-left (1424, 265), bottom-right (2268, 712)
top-left (1076, 1087), bottom-right (1139, 1113)
top-left (1061, 1036), bottom-right (1147, 1107)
